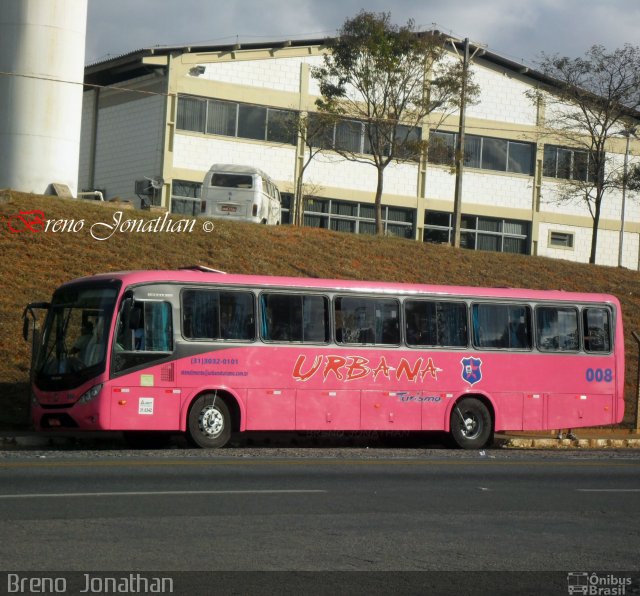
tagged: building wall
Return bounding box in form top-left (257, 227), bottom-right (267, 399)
top-left (173, 133), bottom-right (297, 190)
top-left (304, 154), bottom-right (419, 200)
top-left (466, 62), bottom-right (538, 126)
top-left (79, 79), bottom-right (166, 205)
top-left (426, 166), bottom-right (534, 213)
top-left (198, 55), bottom-right (322, 94)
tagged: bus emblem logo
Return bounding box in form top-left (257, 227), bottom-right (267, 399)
top-left (461, 357), bottom-right (482, 385)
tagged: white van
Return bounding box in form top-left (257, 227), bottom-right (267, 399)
top-left (201, 164), bottom-right (282, 225)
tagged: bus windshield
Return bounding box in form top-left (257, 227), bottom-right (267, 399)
top-left (35, 283), bottom-right (119, 388)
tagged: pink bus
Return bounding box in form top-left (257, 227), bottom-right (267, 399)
top-left (23, 267), bottom-right (625, 449)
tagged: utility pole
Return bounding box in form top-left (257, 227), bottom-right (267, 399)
top-left (452, 38), bottom-right (470, 248)
top-left (618, 126), bottom-right (637, 267)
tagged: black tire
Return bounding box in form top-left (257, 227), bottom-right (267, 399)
top-left (187, 394), bottom-right (231, 448)
top-left (450, 397), bottom-right (493, 449)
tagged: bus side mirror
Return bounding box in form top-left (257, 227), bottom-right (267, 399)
top-left (22, 317), bottom-right (30, 341)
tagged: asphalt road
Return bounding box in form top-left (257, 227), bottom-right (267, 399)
top-left (0, 448), bottom-right (638, 595)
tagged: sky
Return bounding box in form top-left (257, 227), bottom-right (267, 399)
top-left (86, 0), bottom-right (639, 67)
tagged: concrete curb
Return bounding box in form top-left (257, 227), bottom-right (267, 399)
top-left (503, 437), bottom-right (640, 449)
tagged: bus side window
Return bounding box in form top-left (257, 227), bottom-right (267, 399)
top-left (536, 306), bottom-right (579, 351)
top-left (261, 293), bottom-right (329, 343)
top-left (142, 302), bottom-right (173, 352)
top-left (335, 297), bottom-right (399, 345)
top-left (131, 305), bottom-right (144, 350)
top-left (472, 303), bottom-right (531, 350)
top-left (113, 300), bottom-right (173, 374)
top-left (405, 300), bottom-right (467, 347)
top-left (183, 290), bottom-right (255, 341)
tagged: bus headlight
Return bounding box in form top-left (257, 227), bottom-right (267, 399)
top-left (78, 384), bottom-right (103, 405)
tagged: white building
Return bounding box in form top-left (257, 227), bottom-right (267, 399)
top-left (79, 38), bottom-right (640, 267)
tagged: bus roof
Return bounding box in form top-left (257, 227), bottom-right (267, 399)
top-left (58, 268), bottom-right (621, 306)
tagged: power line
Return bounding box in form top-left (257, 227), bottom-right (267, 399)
top-left (0, 69), bottom-right (175, 98)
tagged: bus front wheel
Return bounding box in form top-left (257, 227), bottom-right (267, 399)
top-left (187, 394), bottom-right (231, 448)
top-left (450, 397), bottom-right (493, 449)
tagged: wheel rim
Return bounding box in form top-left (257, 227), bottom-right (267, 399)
top-left (199, 405), bottom-right (224, 438)
top-left (458, 409), bottom-right (482, 440)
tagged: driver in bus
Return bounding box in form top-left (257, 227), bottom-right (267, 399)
top-left (71, 322), bottom-right (93, 355)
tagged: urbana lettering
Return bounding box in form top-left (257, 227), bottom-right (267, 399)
top-left (292, 354), bottom-right (442, 383)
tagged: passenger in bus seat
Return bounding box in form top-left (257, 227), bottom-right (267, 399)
top-left (358, 327), bottom-right (375, 343)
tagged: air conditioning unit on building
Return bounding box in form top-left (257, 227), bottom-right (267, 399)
top-left (135, 177), bottom-right (164, 206)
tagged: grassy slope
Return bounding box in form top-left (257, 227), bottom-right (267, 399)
top-left (2, 190), bottom-right (639, 429)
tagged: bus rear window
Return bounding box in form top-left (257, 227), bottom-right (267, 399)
top-left (211, 174), bottom-right (253, 189)
top-left (583, 308), bottom-right (611, 352)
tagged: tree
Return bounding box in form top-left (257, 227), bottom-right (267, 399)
top-left (529, 44), bottom-right (640, 264)
top-left (312, 11), bottom-right (473, 235)
top-left (628, 163), bottom-right (640, 193)
top-left (292, 111), bottom-right (336, 226)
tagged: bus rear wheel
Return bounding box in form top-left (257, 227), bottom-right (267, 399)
top-left (187, 394), bottom-right (231, 448)
top-left (450, 397), bottom-right (493, 449)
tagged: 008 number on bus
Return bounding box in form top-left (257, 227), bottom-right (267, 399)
top-left (585, 368), bottom-right (613, 383)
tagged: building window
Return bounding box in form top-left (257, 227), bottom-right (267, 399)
top-left (543, 145), bottom-right (590, 181)
top-left (171, 180), bottom-right (202, 216)
top-left (309, 114), bottom-right (421, 159)
top-left (280, 193), bottom-right (292, 224)
top-left (548, 230), bottom-right (574, 249)
top-left (302, 197), bottom-right (414, 238)
top-left (428, 131), bottom-right (535, 175)
top-left (423, 211), bottom-right (529, 255)
top-left (267, 109), bottom-right (298, 144)
top-left (207, 99), bottom-right (237, 136)
top-left (177, 97), bottom-right (206, 133)
top-left (177, 95), bottom-right (297, 145)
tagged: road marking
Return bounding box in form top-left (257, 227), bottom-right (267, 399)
top-left (1, 457), bottom-right (639, 469)
top-left (0, 458), bottom-right (639, 471)
top-left (577, 488), bottom-right (640, 493)
top-left (0, 489), bottom-right (327, 499)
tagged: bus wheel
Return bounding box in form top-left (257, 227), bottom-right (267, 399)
top-left (187, 394), bottom-right (231, 448)
top-left (450, 397), bottom-right (493, 449)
